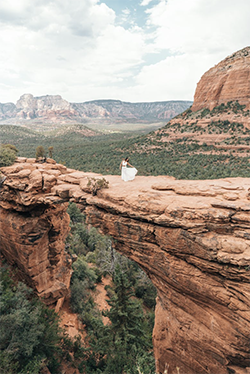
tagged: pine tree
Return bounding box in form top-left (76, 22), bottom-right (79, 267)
top-left (48, 146), bottom-right (54, 158)
top-left (106, 266), bottom-right (146, 348)
top-left (89, 266), bottom-right (150, 374)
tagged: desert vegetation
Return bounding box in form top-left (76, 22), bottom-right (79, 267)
top-left (65, 202), bottom-right (156, 374)
top-left (0, 144), bottom-right (18, 167)
top-left (1, 100), bottom-right (250, 180)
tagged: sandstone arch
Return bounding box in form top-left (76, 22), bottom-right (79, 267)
top-left (0, 158), bottom-right (249, 374)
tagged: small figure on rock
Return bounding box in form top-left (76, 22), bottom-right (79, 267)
top-left (119, 157), bottom-right (137, 182)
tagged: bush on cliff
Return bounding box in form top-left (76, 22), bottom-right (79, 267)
top-left (87, 177), bottom-right (109, 196)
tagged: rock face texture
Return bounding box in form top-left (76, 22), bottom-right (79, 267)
top-left (0, 159), bottom-right (73, 311)
top-left (192, 47), bottom-right (250, 112)
top-left (1, 158), bottom-right (250, 374)
top-left (15, 93), bottom-right (78, 122)
top-left (0, 95), bottom-right (192, 124)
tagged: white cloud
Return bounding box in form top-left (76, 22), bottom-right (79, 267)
top-left (132, 0), bottom-right (250, 101)
top-left (146, 0), bottom-right (250, 55)
top-left (130, 53), bottom-right (212, 102)
top-left (0, 0), bottom-right (249, 104)
top-left (140, 0), bottom-right (154, 6)
top-left (0, 0), bottom-right (146, 102)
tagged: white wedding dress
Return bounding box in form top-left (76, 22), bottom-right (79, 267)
top-left (121, 161), bottom-right (137, 182)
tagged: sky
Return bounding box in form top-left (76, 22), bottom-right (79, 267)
top-left (0, 0), bottom-right (249, 104)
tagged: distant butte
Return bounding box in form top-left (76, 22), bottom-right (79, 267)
top-left (150, 47), bottom-right (250, 158)
top-left (192, 46), bottom-right (250, 112)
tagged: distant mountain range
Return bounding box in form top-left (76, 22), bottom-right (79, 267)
top-left (0, 94), bottom-right (192, 125)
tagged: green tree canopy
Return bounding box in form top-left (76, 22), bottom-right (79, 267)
top-left (0, 267), bottom-right (62, 374)
top-left (35, 145), bottom-right (45, 159)
top-left (88, 266), bottom-right (153, 374)
top-left (0, 144), bottom-right (17, 167)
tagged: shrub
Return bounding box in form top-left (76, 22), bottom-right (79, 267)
top-left (200, 108), bottom-right (210, 118)
top-left (0, 267), bottom-right (62, 374)
top-left (71, 256), bottom-right (97, 289)
top-left (67, 202), bottom-right (85, 224)
top-left (35, 145), bottom-right (45, 159)
top-left (48, 146), bottom-right (54, 158)
top-left (85, 251), bottom-right (96, 263)
top-left (0, 144), bottom-right (17, 167)
top-left (87, 177), bottom-right (109, 196)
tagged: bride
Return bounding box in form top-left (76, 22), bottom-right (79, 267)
top-left (119, 157), bottom-right (137, 182)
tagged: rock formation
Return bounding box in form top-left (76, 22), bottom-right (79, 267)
top-left (0, 95), bottom-right (192, 125)
top-left (192, 47), bottom-right (250, 112)
top-left (145, 47), bottom-right (250, 158)
top-left (0, 158), bottom-right (250, 374)
top-left (15, 93), bottom-right (78, 122)
top-left (0, 159), bottom-right (73, 311)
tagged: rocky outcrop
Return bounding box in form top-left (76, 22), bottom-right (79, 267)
top-left (0, 158), bottom-right (249, 374)
top-left (0, 95), bottom-right (192, 125)
top-left (15, 93), bottom-right (78, 122)
top-left (147, 47), bottom-right (250, 157)
top-left (0, 159), bottom-right (73, 311)
top-left (0, 102), bottom-right (16, 120)
top-left (192, 47), bottom-right (250, 112)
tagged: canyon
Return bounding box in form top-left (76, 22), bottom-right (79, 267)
top-left (0, 157), bottom-right (249, 374)
top-left (1, 46), bottom-right (250, 374)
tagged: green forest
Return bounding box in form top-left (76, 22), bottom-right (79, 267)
top-left (1, 118), bottom-right (250, 180)
top-left (0, 203), bottom-right (156, 374)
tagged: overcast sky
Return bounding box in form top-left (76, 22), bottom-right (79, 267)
top-left (0, 0), bottom-right (249, 104)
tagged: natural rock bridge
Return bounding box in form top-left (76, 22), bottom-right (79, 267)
top-left (0, 158), bottom-right (249, 374)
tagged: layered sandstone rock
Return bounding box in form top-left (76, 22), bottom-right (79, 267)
top-left (192, 47), bottom-right (250, 112)
top-left (0, 158), bottom-right (250, 373)
top-left (148, 47), bottom-right (250, 157)
top-left (85, 178), bottom-right (250, 374)
top-left (0, 159), bottom-right (73, 311)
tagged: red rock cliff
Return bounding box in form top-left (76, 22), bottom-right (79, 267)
top-left (192, 47), bottom-right (250, 112)
top-left (0, 159), bottom-right (73, 311)
top-left (0, 158), bottom-right (250, 374)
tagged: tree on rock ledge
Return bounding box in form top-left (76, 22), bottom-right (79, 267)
top-left (35, 145), bottom-right (45, 159)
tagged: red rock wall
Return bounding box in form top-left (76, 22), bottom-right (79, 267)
top-left (192, 47), bottom-right (250, 112)
top-left (0, 159), bottom-right (72, 311)
top-left (0, 204), bottom-right (71, 308)
top-left (85, 206), bottom-right (250, 374)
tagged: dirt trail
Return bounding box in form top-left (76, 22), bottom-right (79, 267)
top-left (59, 297), bottom-right (86, 340)
top-left (93, 275), bottom-right (112, 325)
top-left (59, 273), bottom-right (112, 338)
